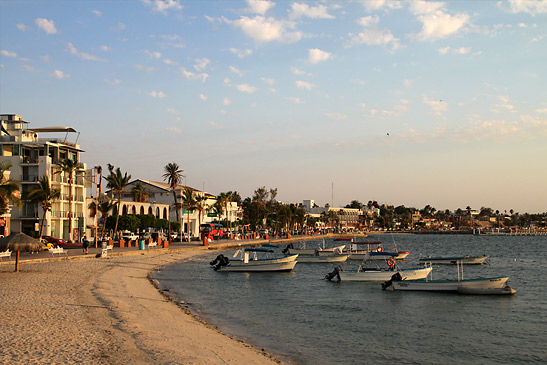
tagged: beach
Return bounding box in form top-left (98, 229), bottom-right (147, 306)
top-left (0, 250), bottom-right (279, 364)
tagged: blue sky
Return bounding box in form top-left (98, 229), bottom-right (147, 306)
top-left (1, 0), bottom-right (546, 213)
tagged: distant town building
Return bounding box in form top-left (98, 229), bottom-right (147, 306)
top-left (0, 114), bottom-right (88, 241)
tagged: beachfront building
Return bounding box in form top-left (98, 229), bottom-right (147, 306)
top-left (304, 202), bottom-right (363, 231)
top-left (105, 179), bottom-right (239, 239)
top-left (0, 114), bottom-right (89, 241)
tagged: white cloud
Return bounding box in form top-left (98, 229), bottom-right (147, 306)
top-left (361, 0), bottom-right (403, 11)
top-left (199, 94), bottom-right (207, 101)
top-left (180, 67), bottom-right (208, 82)
top-left (1, 50), bottom-right (17, 58)
top-left (536, 108), bottom-right (547, 114)
top-left (17, 23), bottom-right (31, 31)
top-left (287, 97), bottom-right (304, 104)
top-left (145, 50), bottom-right (162, 59)
top-left (291, 67), bottom-right (312, 76)
top-left (422, 95), bottom-right (448, 115)
top-left (245, 0), bottom-right (275, 15)
top-left (410, 1), bottom-right (470, 41)
top-left (143, 0), bottom-right (183, 14)
top-left (289, 3), bottom-right (334, 19)
top-left (35, 18), bottom-right (57, 34)
top-left (41, 55), bottom-right (53, 64)
top-left (346, 16), bottom-right (399, 49)
top-left (167, 108), bottom-right (181, 115)
top-left (235, 83), bottom-right (257, 93)
top-left (261, 77), bottom-right (275, 85)
top-left (493, 95), bottom-right (517, 113)
top-left (223, 98), bottom-right (231, 106)
top-left (229, 48), bottom-right (253, 58)
top-left (67, 42), bottom-right (106, 62)
top-left (135, 64), bottom-right (155, 72)
top-left (325, 112), bottom-right (348, 121)
top-left (163, 58), bottom-right (177, 65)
top-left (165, 127), bottom-right (184, 133)
top-left (105, 78), bottom-right (121, 85)
top-left (226, 16), bottom-right (302, 44)
top-left (403, 79), bottom-right (414, 88)
top-left (194, 58), bottom-right (210, 71)
top-left (229, 65), bottom-right (242, 76)
top-left (296, 80), bottom-right (314, 90)
top-left (92, 10), bottom-right (102, 17)
top-left (101, 45), bottom-right (110, 52)
top-left (51, 70), bottom-right (70, 79)
top-left (308, 48), bottom-right (332, 64)
top-left (502, 0), bottom-right (547, 15)
top-left (438, 46), bottom-right (471, 55)
top-left (148, 90), bottom-right (167, 99)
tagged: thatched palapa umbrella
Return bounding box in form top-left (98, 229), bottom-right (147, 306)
top-left (0, 232), bottom-right (43, 272)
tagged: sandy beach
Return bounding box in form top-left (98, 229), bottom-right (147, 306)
top-left (0, 250), bottom-right (279, 364)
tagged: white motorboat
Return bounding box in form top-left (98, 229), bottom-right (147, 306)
top-left (297, 253), bottom-right (349, 263)
top-left (383, 260), bottom-right (515, 295)
top-left (418, 255), bottom-right (488, 265)
top-left (345, 241), bottom-right (384, 260)
top-left (283, 241), bottom-right (346, 257)
top-left (210, 247), bottom-right (298, 272)
top-left (325, 253), bottom-right (433, 282)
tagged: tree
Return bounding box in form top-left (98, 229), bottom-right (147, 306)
top-left (104, 166), bottom-right (131, 238)
top-left (194, 194), bottom-right (208, 236)
top-left (54, 158), bottom-right (83, 241)
top-left (162, 162), bottom-right (184, 222)
top-left (95, 165), bottom-right (103, 197)
top-left (0, 162), bottom-right (21, 216)
top-left (97, 199), bottom-right (117, 239)
top-left (180, 188), bottom-right (196, 241)
top-left (26, 175), bottom-right (61, 239)
top-left (131, 182), bottom-right (149, 202)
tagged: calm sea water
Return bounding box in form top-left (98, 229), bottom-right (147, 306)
top-left (152, 234), bottom-right (547, 364)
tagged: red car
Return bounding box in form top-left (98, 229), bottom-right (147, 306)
top-left (41, 236), bottom-right (71, 247)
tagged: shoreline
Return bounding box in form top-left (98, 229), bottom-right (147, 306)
top-left (0, 250), bottom-right (280, 364)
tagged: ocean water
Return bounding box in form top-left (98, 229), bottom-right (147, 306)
top-left (152, 234), bottom-right (547, 364)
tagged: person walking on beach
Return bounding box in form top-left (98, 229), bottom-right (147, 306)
top-left (82, 235), bottom-right (89, 254)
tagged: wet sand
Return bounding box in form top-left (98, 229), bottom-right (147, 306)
top-left (0, 251), bottom-right (279, 364)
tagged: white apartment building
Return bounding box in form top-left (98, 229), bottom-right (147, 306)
top-left (107, 179), bottom-right (239, 239)
top-left (0, 114), bottom-right (88, 241)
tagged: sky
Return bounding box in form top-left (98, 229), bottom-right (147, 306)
top-left (1, 0), bottom-right (546, 214)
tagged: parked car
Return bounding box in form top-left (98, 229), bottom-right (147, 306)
top-left (41, 235), bottom-right (66, 247)
top-left (121, 232), bottom-right (139, 241)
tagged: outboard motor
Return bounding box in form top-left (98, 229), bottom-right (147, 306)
top-left (325, 267), bottom-right (341, 281)
top-left (282, 243), bottom-right (294, 255)
top-left (210, 254), bottom-right (230, 271)
top-left (382, 272), bottom-right (403, 290)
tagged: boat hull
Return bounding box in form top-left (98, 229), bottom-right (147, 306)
top-left (218, 255), bottom-right (298, 272)
top-left (389, 276), bottom-right (509, 292)
top-left (338, 266), bottom-right (433, 282)
top-left (418, 256), bottom-right (488, 265)
top-left (297, 255), bottom-right (349, 263)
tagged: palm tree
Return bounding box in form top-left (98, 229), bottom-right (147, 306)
top-left (95, 165), bottom-right (103, 196)
top-left (0, 162), bottom-right (21, 216)
top-left (54, 158), bottom-right (83, 241)
top-left (181, 187), bottom-right (196, 242)
top-left (194, 194), bottom-right (208, 235)
top-left (26, 175), bottom-right (61, 238)
top-left (162, 163), bottom-right (184, 222)
top-left (104, 166), bottom-right (131, 239)
top-left (131, 182), bottom-right (149, 202)
top-left (97, 199), bottom-right (117, 239)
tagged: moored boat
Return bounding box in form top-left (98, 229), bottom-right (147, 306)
top-left (325, 253), bottom-right (433, 282)
top-left (210, 248), bottom-right (298, 272)
top-left (418, 255), bottom-right (488, 265)
top-left (383, 259), bottom-right (515, 295)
